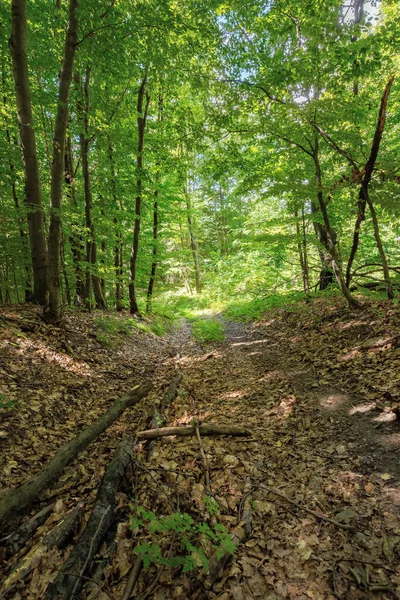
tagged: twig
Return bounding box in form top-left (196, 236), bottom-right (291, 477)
top-left (121, 557), bottom-right (143, 600)
top-left (195, 421), bottom-right (211, 496)
top-left (258, 484), bottom-right (354, 531)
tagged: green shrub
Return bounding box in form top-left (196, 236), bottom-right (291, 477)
top-left (191, 318), bottom-right (225, 343)
top-left (130, 505), bottom-right (235, 572)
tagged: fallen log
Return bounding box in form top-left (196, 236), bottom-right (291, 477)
top-left (46, 436), bottom-right (133, 599)
top-left (146, 372), bottom-right (182, 461)
top-left (0, 383), bottom-right (151, 531)
top-left (1, 503), bottom-right (84, 597)
top-left (137, 424), bottom-right (251, 440)
top-left (2, 502), bottom-right (54, 559)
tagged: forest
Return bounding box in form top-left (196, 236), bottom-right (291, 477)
top-left (1, 0), bottom-right (400, 599)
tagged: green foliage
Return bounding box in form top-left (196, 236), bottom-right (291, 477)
top-left (94, 313), bottom-right (171, 347)
top-left (0, 393), bottom-right (17, 410)
top-left (130, 505), bottom-right (235, 572)
top-left (191, 318), bottom-right (225, 343)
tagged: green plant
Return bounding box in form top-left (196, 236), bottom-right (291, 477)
top-left (130, 506), bottom-right (236, 572)
top-left (191, 318), bottom-right (225, 343)
top-left (0, 394), bottom-right (18, 409)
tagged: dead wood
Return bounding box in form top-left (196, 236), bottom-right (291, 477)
top-left (208, 477), bottom-right (253, 585)
top-left (121, 557), bottom-right (143, 600)
top-left (0, 383), bottom-right (151, 531)
top-left (2, 502), bottom-right (54, 559)
top-left (1, 504), bottom-right (84, 597)
top-left (137, 424), bottom-right (251, 440)
top-left (146, 372), bottom-right (182, 461)
top-left (46, 436), bottom-right (133, 599)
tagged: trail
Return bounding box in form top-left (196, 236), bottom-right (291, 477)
top-left (1, 299), bottom-right (400, 599)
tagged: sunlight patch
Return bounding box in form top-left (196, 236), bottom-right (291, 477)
top-left (348, 402), bottom-right (376, 415)
top-left (320, 393), bottom-right (348, 410)
top-left (375, 433), bottom-right (400, 449)
top-left (11, 339), bottom-right (94, 377)
top-left (219, 389), bottom-right (247, 401)
top-left (231, 339), bottom-right (268, 347)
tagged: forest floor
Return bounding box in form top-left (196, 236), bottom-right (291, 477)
top-left (1, 295), bottom-right (400, 599)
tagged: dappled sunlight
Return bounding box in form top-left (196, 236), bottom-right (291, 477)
top-left (375, 433), bottom-right (400, 449)
top-left (258, 370), bottom-right (285, 383)
top-left (177, 350), bottom-right (224, 366)
top-left (170, 410), bottom-right (212, 427)
top-left (8, 338), bottom-right (94, 377)
top-left (334, 320), bottom-right (368, 331)
top-left (255, 318), bottom-right (276, 328)
top-left (219, 389), bottom-right (247, 401)
top-left (372, 411), bottom-right (397, 423)
top-left (268, 395), bottom-right (296, 421)
top-left (348, 402), bottom-right (376, 415)
top-left (231, 338), bottom-right (269, 347)
top-left (338, 348), bottom-right (361, 361)
top-left (320, 393), bottom-right (348, 411)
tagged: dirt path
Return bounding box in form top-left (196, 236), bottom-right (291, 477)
top-left (125, 300), bottom-right (400, 599)
top-left (1, 299), bottom-right (400, 599)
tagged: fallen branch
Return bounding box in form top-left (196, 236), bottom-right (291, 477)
top-left (1, 503), bottom-right (84, 597)
top-left (2, 502), bottom-right (54, 559)
top-left (46, 436), bottom-right (134, 599)
top-left (195, 422), bottom-right (211, 496)
top-left (0, 383), bottom-right (151, 531)
top-left (259, 484), bottom-right (354, 531)
top-left (146, 372), bottom-right (182, 461)
top-left (137, 424), bottom-right (251, 440)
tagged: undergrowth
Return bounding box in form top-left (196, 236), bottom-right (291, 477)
top-left (190, 318), bottom-right (225, 343)
top-left (94, 313), bottom-right (170, 348)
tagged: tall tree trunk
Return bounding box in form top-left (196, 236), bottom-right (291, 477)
top-left (79, 66), bottom-right (106, 310)
top-left (107, 138), bottom-right (123, 310)
top-left (129, 70), bottom-right (150, 314)
top-left (366, 195), bottom-right (394, 299)
top-left (9, 0), bottom-right (47, 304)
top-left (65, 135), bottom-right (84, 304)
top-left (313, 138), bottom-right (358, 309)
top-left (146, 189), bottom-right (158, 312)
top-left (185, 178), bottom-right (201, 294)
top-left (345, 76), bottom-right (394, 287)
top-left (295, 208), bottom-right (310, 296)
top-left (44, 0), bottom-right (78, 322)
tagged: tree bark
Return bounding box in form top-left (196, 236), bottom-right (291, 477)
top-left (295, 208), bottom-right (310, 296)
top-left (44, 0), bottom-right (79, 322)
top-left (146, 189), bottom-right (159, 312)
top-left (345, 76), bottom-right (394, 287)
top-left (9, 0), bottom-right (47, 304)
top-left (0, 383), bottom-right (151, 531)
top-left (79, 66), bottom-right (106, 310)
top-left (107, 137), bottom-right (124, 310)
top-left (366, 194), bottom-right (394, 299)
top-left (312, 137), bottom-right (358, 309)
top-left (185, 178), bottom-right (201, 294)
top-left (129, 70), bottom-right (150, 314)
top-left (65, 135), bottom-right (84, 304)
top-left (46, 437), bottom-right (134, 599)
top-left (136, 423), bottom-right (251, 440)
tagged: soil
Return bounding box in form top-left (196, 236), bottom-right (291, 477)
top-left (1, 296), bottom-right (400, 599)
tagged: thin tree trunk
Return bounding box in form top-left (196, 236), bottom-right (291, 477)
top-left (79, 66), bottom-right (106, 310)
top-left (129, 69), bottom-right (150, 314)
top-left (9, 0), bottom-right (47, 304)
top-left (295, 209), bottom-right (310, 296)
top-left (107, 138), bottom-right (124, 310)
top-left (146, 190), bottom-right (158, 312)
top-left (313, 138), bottom-right (358, 309)
top-left (365, 194), bottom-right (394, 299)
top-left (345, 76), bottom-right (394, 287)
top-left (185, 178), bottom-right (201, 294)
top-left (43, 0), bottom-right (78, 322)
top-left (65, 135), bottom-right (84, 304)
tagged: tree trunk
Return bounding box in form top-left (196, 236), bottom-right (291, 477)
top-left (107, 138), bottom-right (124, 310)
top-left (295, 209), bottom-right (310, 296)
top-left (44, 0), bottom-right (78, 322)
top-left (185, 178), bottom-right (201, 294)
top-left (312, 138), bottom-right (358, 309)
top-left (366, 194), bottom-right (394, 299)
top-left (345, 76), bottom-right (394, 287)
top-left (146, 190), bottom-right (158, 312)
top-left (129, 70), bottom-right (150, 314)
top-left (0, 383), bottom-right (151, 530)
top-left (9, 0), bottom-right (47, 304)
top-left (65, 135), bottom-right (84, 304)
